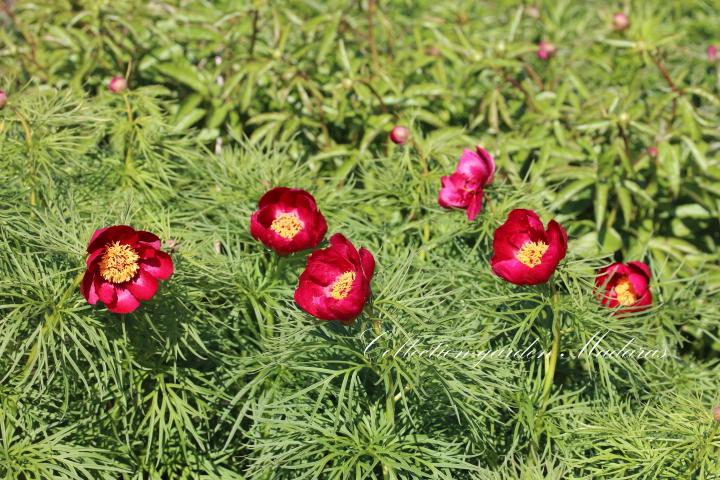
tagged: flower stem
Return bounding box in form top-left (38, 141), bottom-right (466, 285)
top-left (539, 283), bottom-right (561, 418)
top-left (123, 92), bottom-right (135, 171)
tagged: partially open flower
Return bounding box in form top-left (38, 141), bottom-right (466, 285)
top-left (708, 45), bottom-right (718, 62)
top-left (389, 125), bottom-right (410, 145)
top-left (294, 233), bottom-right (375, 324)
top-left (613, 12), bottom-right (630, 31)
top-left (537, 40), bottom-right (557, 61)
top-left (595, 261), bottom-right (652, 313)
top-left (108, 76), bottom-right (127, 93)
top-left (81, 225), bottom-right (174, 314)
top-left (438, 146), bottom-right (496, 221)
top-left (491, 209), bottom-right (567, 285)
top-left (0, 90), bottom-right (6, 109)
top-left (250, 187), bottom-right (327, 256)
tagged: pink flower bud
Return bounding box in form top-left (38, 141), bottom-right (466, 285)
top-left (713, 405), bottom-right (720, 423)
top-left (537, 41), bottom-right (556, 61)
top-left (0, 90), bottom-right (6, 109)
top-left (613, 12), bottom-right (630, 31)
top-left (646, 146), bottom-right (658, 158)
top-left (108, 76), bottom-right (127, 94)
top-left (389, 126), bottom-right (410, 145)
top-left (708, 45), bottom-right (718, 62)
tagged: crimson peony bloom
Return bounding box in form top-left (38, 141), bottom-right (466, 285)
top-left (537, 40), bottom-right (557, 61)
top-left (250, 187), bottom-right (328, 256)
top-left (491, 209), bottom-right (567, 285)
top-left (81, 225), bottom-right (174, 314)
top-left (389, 125), bottom-right (410, 145)
top-left (595, 261), bottom-right (652, 313)
top-left (612, 12), bottom-right (630, 31)
top-left (294, 233), bottom-right (375, 324)
top-left (438, 146), bottom-right (495, 221)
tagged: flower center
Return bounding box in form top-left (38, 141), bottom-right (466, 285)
top-left (99, 242), bottom-right (140, 283)
top-left (270, 213), bottom-right (304, 240)
top-left (330, 271), bottom-right (356, 300)
top-left (614, 277), bottom-right (637, 306)
top-left (515, 241), bottom-right (549, 268)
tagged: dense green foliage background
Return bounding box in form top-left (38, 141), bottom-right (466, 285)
top-left (1, 0), bottom-right (719, 478)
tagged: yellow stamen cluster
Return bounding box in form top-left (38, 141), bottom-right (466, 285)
top-left (99, 242), bottom-right (140, 283)
top-left (330, 271), bottom-right (356, 300)
top-left (270, 213), bottom-right (304, 240)
top-left (614, 277), bottom-right (637, 306)
top-left (515, 241), bottom-right (549, 268)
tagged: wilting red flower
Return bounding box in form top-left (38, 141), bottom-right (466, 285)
top-left (537, 40), bottom-right (557, 61)
top-left (612, 12), bottom-right (630, 31)
top-left (595, 261), bottom-right (652, 313)
top-left (294, 233), bottom-right (375, 324)
top-left (438, 146), bottom-right (496, 221)
top-left (108, 76), bottom-right (127, 93)
top-left (647, 146), bottom-right (659, 158)
top-left (81, 225), bottom-right (174, 314)
top-left (250, 187), bottom-right (328, 256)
top-left (389, 126), bottom-right (410, 145)
top-left (491, 209), bottom-right (567, 285)
top-left (708, 45), bottom-right (718, 62)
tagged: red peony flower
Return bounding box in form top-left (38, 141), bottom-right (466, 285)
top-left (294, 233), bottom-right (375, 324)
top-left (81, 225), bottom-right (174, 314)
top-left (250, 187), bottom-right (328, 256)
top-left (595, 261), bottom-right (652, 313)
top-left (491, 209), bottom-right (567, 285)
top-left (537, 40), bottom-right (557, 61)
top-left (438, 146), bottom-right (495, 221)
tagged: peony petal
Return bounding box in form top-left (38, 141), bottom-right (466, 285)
top-left (107, 287), bottom-right (141, 314)
top-left (95, 278), bottom-right (117, 305)
top-left (140, 251), bottom-right (174, 280)
top-left (137, 230), bottom-right (162, 250)
top-left (80, 270), bottom-right (99, 305)
top-left (359, 248), bottom-right (376, 281)
top-left (465, 192), bottom-right (483, 221)
top-left (627, 261), bottom-right (651, 280)
top-left (438, 174), bottom-right (471, 208)
top-left (87, 225), bottom-right (138, 253)
top-left (127, 269), bottom-right (159, 301)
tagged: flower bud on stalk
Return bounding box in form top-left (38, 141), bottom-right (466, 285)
top-left (389, 126), bottom-right (410, 145)
top-left (0, 90), bottom-right (7, 109)
top-left (108, 76), bottom-right (127, 94)
top-left (613, 12), bottom-right (630, 31)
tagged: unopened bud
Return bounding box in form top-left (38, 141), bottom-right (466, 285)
top-left (708, 45), bottom-right (718, 62)
top-left (389, 125), bottom-right (410, 145)
top-left (713, 405), bottom-right (720, 422)
top-left (108, 76), bottom-right (127, 94)
top-left (613, 12), bottom-right (630, 31)
top-left (0, 90), bottom-right (6, 109)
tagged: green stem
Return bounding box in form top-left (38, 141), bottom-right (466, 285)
top-left (123, 92), bottom-right (135, 171)
top-left (539, 283), bottom-right (561, 418)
